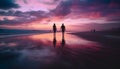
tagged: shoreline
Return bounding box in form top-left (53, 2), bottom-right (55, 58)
top-left (0, 32), bottom-right (50, 38)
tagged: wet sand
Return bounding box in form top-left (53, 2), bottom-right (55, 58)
top-left (71, 32), bottom-right (120, 47)
top-left (0, 32), bottom-right (120, 69)
top-left (70, 32), bottom-right (120, 69)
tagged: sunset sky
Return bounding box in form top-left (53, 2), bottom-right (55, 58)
top-left (0, 0), bottom-right (120, 31)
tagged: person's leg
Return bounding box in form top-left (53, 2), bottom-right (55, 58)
top-left (62, 32), bottom-right (64, 39)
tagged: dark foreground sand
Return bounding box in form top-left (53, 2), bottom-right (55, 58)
top-left (71, 32), bottom-right (120, 47)
top-left (69, 32), bottom-right (120, 69)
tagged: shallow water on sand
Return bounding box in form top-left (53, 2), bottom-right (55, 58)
top-left (0, 33), bottom-right (119, 69)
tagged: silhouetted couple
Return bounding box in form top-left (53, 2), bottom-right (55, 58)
top-left (53, 23), bottom-right (65, 37)
top-left (53, 23), bottom-right (65, 33)
top-left (53, 23), bottom-right (66, 48)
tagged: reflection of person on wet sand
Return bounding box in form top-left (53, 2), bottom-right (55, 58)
top-left (61, 23), bottom-right (66, 39)
top-left (53, 36), bottom-right (57, 48)
top-left (61, 23), bottom-right (66, 48)
top-left (61, 38), bottom-right (65, 48)
top-left (53, 23), bottom-right (57, 48)
top-left (53, 23), bottom-right (57, 37)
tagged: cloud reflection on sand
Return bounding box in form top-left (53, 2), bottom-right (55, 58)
top-left (28, 33), bottom-right (99, 45)
top-left (0, 33), bottom-right (103, 69)
top-left (0, 33), bottom-right (101, 50)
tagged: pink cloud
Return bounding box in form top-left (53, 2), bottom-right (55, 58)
top-left (15, 0), bottom-right (62, 12)
top-left (0, 16), bottom-right (18, 20)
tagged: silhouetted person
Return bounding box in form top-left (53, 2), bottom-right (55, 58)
top-left (53, 23), bottom-right (57, 37)
top-left (91, 29), bottom-right (96, 33)
top-left (53, 36), bottom-right (57, 48)
top-left (61, 23), bottom-right (66, 39)
top-left (93, 29), bottom-right (96, 33)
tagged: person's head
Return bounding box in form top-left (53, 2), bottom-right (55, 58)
top-left (62, 23), bottom-right (64, 26)
top-left (54, 23), bottom-right (56, 26)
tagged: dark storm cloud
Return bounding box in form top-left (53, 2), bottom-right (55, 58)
top-left (80, 0), bottom-right (120, 6)
top-left (73, 0), bottom-right (119, 12)
top-left (0, 0), bottom-right (19, 10)
top-left (67, 0), bottom-right (120, 22)
top-left (0, 17), bottom-right (37, 25)
top-left (51, 0), bottom-right (120, 17)
top-left (0, 19), bottom-right (21, 25)
top-left (0, 10), bottom-right (49, 25)
top-left (52, 0), bottom-right (72, 16)
top-left (0, 10), bottom-right (47, 18)
top-left (23, 0), bottom-right (28, 4)
top-left (43, 0), bottom-right (60, 5)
